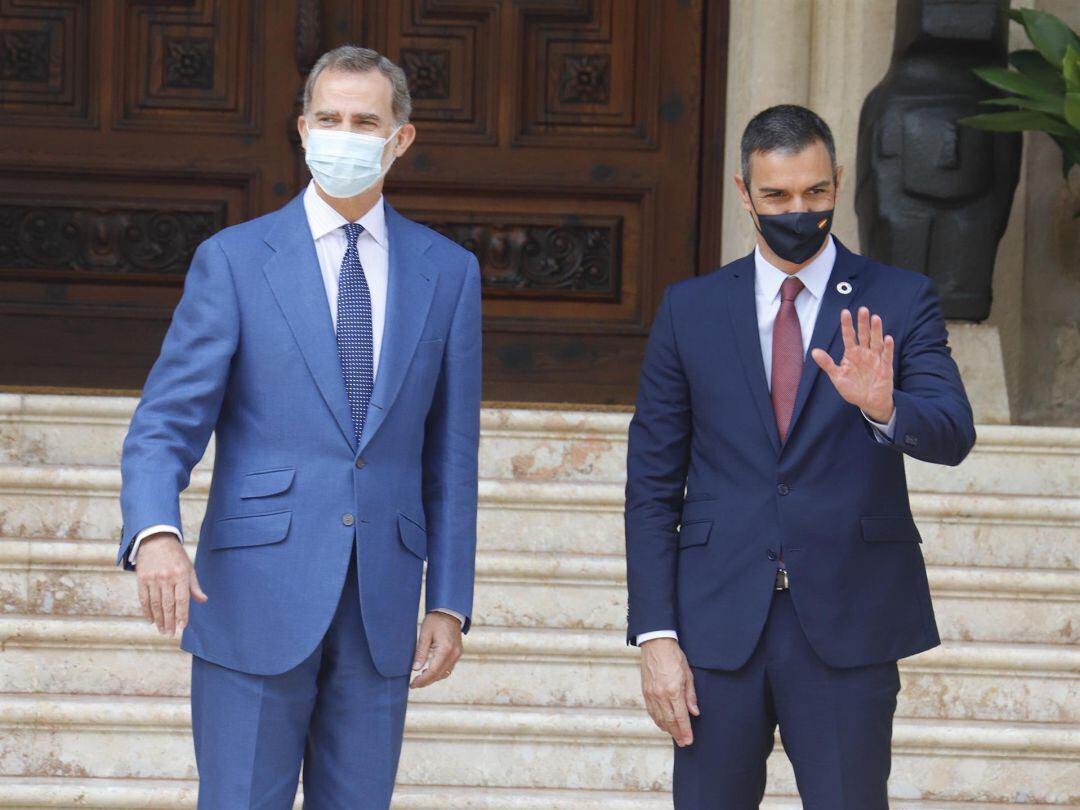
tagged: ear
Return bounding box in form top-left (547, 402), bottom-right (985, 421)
top-left (297, 115), bottom-right (308, 149)
top-left (394, 123), bottom-right (417, 156)
top-left (733, 174), bottom-right (752, 212)
top-left (833, 164), bottom-right (844, 194)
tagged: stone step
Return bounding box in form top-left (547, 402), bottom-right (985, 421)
top-left (5, 395), bottom-right (1080, 499)
top-left (3, 537), bottom-right (1076, 646)
top-left (0, 614), bottom-right (1075, 725)
top-left (2, 463), bottom-right (1078, 571)
top-left (2, 776), bottom-right (1069, 810)
top-left (0, 694), bottom-right (1075, 804)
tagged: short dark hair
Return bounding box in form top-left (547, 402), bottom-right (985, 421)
top-left (740, 104), bottom-right (836, 189)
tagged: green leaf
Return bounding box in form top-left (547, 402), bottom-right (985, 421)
top-left (979, 95), bottom-right (1063, 116)
top-left (973, 66), bottom-right (1063, 103)
top-left (1050, 135), bottom-right (1080, 179)
top-left (1013, 8), bottom-right (1080, 68)
top-left (958, 110), bottom-right (1074, 137)
top-left (1066, 93), bottom-right (1080, 131)
top-left (1009, 49), bottom-right (1067, 91)
top-left (1065, 46), bottom-right (1080, 92)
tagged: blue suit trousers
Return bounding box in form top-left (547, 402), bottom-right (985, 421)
top-left (673, 588), bottom-right (901, 809)
top-left (190, 537), bottom-right (409, 809)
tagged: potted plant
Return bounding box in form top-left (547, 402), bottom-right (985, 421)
top-left (959, 7), bottom-right (1080, 214)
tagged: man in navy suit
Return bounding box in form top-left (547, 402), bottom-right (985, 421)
top-left (117, 47), bottom-right (480, 808)
top-left (624, 105), bottom-right (975, 808)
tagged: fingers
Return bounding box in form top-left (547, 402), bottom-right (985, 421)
top-left (856, 306), bottom-right (871, 349)
top-left (174, 578), bottom-right (189, 634)
top-left (161, 581), bottom-right (176, 635)
top-left (138, 580), bottom-right (153, 623)
top-left (883, 334), bottom-right (895, 368)
top-left (412, 626), bottom-right (433, 674)
top-left (811, 348), bottom-right (839, 379)
top-left (684, 664), bottom-right (700, 718)
top-left (410, 635), bottom-right (462, 689)
top-left (149, 583), bottom-right (164, 633)
top-left (190, 570), bottom-right (209, 603)
top-left (669, 695), bottom-right (694, 747)
top-left (870, 312), bottom-right (884, 352)
top-left (840, 308), bottom-right (857, 352)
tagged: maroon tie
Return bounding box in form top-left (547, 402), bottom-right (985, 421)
top-left (771, 276), bottom-right (805, 444)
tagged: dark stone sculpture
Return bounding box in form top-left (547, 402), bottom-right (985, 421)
top-left (856, 0), bottom-right (1022, 322)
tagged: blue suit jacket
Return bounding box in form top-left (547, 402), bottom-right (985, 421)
top-left (625, 238), bottom-right (976, 670)
top-left (117, 192), bottom-right (481, 677)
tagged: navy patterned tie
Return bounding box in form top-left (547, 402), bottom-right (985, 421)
top-left (336, 222), bottom-right (374, 444)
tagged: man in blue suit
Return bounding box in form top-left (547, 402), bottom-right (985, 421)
top-left (117, 46), bottom-right (481, 808)
top-left (625, 105), bottom-right (976, 808)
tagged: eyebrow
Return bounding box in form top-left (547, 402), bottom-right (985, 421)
top-left (757, 178), bottom-right (833, 194)
top-left (312, 109), bottom-right (383, 124)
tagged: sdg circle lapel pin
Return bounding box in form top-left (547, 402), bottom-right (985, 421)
top-left (836, 281), bottom-right (853, 295)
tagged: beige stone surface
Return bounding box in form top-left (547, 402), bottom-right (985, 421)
top-left (0, 394), bottom-right (1077, 806)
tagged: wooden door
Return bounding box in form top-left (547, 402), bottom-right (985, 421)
top-left (338, 0), bottom-right (716, 403)
top-left (0, 0), bottom-right (729, 404)
top-left (0, 0), bottom-right (300, 390)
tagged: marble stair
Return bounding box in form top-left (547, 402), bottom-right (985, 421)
top-left (0, 394), bottom-right (1076, 807)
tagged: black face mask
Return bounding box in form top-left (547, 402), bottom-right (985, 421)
top-left (750, 198), bottom-right (834, 265)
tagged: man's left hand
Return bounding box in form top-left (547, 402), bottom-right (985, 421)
top-left (811, 306), bottom-right (895, 423)
top-left (410, 611), bottom-right (463, 689)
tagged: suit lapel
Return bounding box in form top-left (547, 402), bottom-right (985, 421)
top-left (262, 193), bottom-right (357, 451)
top-left (782, 237), bottom-right (864, 449)
top-left (725, 253), bottom-right (782, 456)
top-left (356, 203), bottom-right (436, 456)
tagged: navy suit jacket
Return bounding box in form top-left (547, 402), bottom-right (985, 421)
top-left (117, 192), bottom-right (481, 678)
top-left (624, 238), bottom-right (975, 670)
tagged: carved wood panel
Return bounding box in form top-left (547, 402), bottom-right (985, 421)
top-left (0, 0), bottom-right (729, 403)
top-left (114, 0), bottom-right (261, 133)
top-left (0, 0), bottom-right (297, 390)
top-left (343, 0), bottom-right (717, 403)
top-left (0, 0), bottom-right (93, 126)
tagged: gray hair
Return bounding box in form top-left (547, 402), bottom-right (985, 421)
top-left (740, 104), bottom-right (836, 189)
top-left (302, 45), bottom-right (412, 125)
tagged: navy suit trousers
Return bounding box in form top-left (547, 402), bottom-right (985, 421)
top-left (673, 588), bottom-right (900, 809)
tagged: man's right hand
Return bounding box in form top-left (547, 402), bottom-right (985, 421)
top-left (135, 533), bottom-right (208, 636)
top-left (640, 637), bottom-right (699, 747)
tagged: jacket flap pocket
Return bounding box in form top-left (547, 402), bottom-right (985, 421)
top-left (681, 498), bottom-right (717, 524)
top-left (240, 467), bottom-right (295, 499)
top-left (678, 519), bottom-right (713, 549)
top-left (212, 509), bottom-right (292, 550)
top-left (861, 516), bottom-right (922, 543)
top-left (397, 513), bottom-right (428, 560)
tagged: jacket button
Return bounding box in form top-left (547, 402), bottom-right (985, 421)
top-left (767, 549), bottom-right (778, 561)
top-left (355, 457), bottom-right (366, 468)
top-left (342, 513), bottom-right (355, 526)
top-left (776, 483), bottom-right (790, 496)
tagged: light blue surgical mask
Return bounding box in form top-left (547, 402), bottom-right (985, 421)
top-left (303, 123), bottom-right (403, 198)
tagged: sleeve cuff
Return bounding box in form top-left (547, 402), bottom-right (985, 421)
top-left (635, 630), bottom-right (679, 644)
top-left (432, 608), bottom-right (467, 629)
top-left (129, 525), bottom-right (184, 565)
top-left (861, 405), bottom-right (897, 442)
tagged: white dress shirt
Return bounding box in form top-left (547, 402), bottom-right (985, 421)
top-left (636, 236), bottom-right (896, 645)
top-left (127, 182), bottom-right (464, 626)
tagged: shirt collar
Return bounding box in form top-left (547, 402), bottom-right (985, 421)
top-left (754, 233), bottom-right (836, 304)
top-left (302, 179), bottom-right (388, 249)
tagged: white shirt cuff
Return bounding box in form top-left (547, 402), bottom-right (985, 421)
top-left (432, 608), bottom-right (466, 628)
top-left (861, 406), bottom-right (897, 442)
top-left (129, 525), bottom-right (184, 565)
top-left (636, 630), bottom-right (678, 644)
